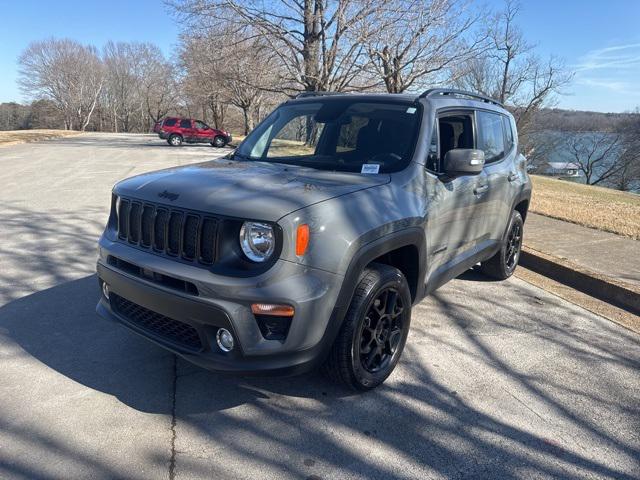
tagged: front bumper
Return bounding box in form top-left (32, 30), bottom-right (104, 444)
top-left (95, 240), bottom-right (343, 375)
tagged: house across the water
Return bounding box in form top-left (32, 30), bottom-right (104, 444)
top-left (543, 162), bottom-right (581, 178)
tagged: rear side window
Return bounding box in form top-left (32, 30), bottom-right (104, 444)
top-left (476, 111), bottom-right (505, 163)
top-left (503, 116), bottom-right (514, 152)
top-left (180, 119), bottom-right (192, 129)
top-left (164, 118), bottom-right (176, 127)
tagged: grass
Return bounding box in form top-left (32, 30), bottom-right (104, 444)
top-left (0, 129), bottom-right (81, 146)
top-left (530, 175), bottom-right (640, 240)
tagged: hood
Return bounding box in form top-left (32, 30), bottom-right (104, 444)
top-left (114, 158), bottom-right (390, 221)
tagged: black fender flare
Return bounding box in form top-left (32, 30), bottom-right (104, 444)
top-left (312, 227), bottom-right (426, 367)
top-left (510, 188), bottom-right (532, 221)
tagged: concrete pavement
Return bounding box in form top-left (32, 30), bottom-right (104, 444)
top-left (525, 213), bottom-right (640, 288)
top-left (1, 134), bottom-right (639, 479)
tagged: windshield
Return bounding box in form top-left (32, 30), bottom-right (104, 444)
top-left (235, 99), bottom-right (421, 173)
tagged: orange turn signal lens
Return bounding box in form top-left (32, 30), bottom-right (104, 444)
top-left (251, 303), bottom-right (295, 317)
top-left (296, 224), bottom-right (310, 256)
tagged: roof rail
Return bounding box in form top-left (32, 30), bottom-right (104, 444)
top-left (419, 88), bottom-right (503, 107)
top-left (295, 91), bottom-right (345, 99)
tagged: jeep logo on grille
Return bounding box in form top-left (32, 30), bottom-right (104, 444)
top-left (158, 190), bottom-right (179, 201)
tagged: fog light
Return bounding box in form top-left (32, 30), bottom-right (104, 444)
top-left (102, 282), bottom-right (110, 300)
top-left (216, 328), bottom-right (234, 352)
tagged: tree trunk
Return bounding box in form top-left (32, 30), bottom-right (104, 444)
top-left (242, 106), bottom-right (250, 135)
top-left (302, 0), bottom-right (322, 92)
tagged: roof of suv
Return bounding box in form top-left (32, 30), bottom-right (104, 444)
top-left (287, 89), bottom-right (506, 113)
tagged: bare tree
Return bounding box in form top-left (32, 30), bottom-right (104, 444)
top-left (180, 27), bottom-right (279, 133)
top-left (455, 0), bottom-right (571, 134)
top-left (18, 38), bottom-right (104, 130)
top-left (103, 42), bottom-right (140, 132)
top-left (179, 34), bottom-right (228, 128)
top-left (565, 132), bottom-right (623, 186)
top-left (137, 44), bottom-right (178, 131)
top-left (611, 114), bottom-right (640, 191)
top-left (171, 0), bottom-right (383, 94)
top-left (362, 0), bottom-right (486, 93)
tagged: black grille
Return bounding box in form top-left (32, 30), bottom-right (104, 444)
top-left (111, 293), bottom-right (202, 350)
top-left (141, 206), bottom-right (154, 247)
top-left (200, 218), bottom-right (218, 264)
top-left (129, 202), bottom-right (142, 243)
top-left (116, 197), bottom-right (218, 266)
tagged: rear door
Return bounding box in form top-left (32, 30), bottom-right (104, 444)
top-left (179, 119), bottom-right (195, 141)
top-left (475, 110), bottom-right (512, 245)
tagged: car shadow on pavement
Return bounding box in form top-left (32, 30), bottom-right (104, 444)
top-left (2, 273), bottom-right (639, 479)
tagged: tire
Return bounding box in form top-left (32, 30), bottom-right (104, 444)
top-left (479, 210), bottom-right (524, 280)
top-left (323, 263), bottom-right (412, 391)
top-left (168, 134), bottom-right (183, 147)
top-left (211, 136), bottom-right (226, 148)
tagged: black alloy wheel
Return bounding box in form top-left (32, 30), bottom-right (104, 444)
top-left (356, 287), bottom-right (405, 373)
top-left (323, 263), bottom-right (412, 391)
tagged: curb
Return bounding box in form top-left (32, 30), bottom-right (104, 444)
top-left (519, 246), bottom-right (640, 316)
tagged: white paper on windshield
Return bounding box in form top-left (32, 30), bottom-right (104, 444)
top-left (406, 107), bottom-right (417, 114)
top-left (361, 164), bottom-right (380, 174)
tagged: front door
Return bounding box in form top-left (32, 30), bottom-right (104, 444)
top-left (424, 110), bottom-right (489, 280)
top-left (194, 120), bottom-right (214, 143)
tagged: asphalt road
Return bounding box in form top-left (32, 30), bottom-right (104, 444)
top-left (0, 133), bottom-right (638, 480)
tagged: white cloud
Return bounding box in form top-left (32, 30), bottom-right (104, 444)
top-left (575, 77), bottom-right (637, 95)
top-left (574, 42), bottom-right (640, 71)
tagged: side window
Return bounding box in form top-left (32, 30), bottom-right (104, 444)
top-left (432, 112), bottom-right (474, 173)
top-left (503, 116), bottom-right (514, 152)
top-left (476, 111), bottom-right (505, 163)
top-left (194, 120), bottom-right (208, 130)
top-left (164, 118), bottom-right (176, 127)
top-left (179, 119), bottom-right (192, 129)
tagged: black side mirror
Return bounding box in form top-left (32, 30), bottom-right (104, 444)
top-left (443, 149), bottom-right (485, 176)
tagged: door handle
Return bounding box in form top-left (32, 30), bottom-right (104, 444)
top-left (474, 184), bottom-right (489, 195)
top-left (508, 172), bottom-right (518, 182)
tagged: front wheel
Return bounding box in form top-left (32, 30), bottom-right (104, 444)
top-left (323, 263), bottom-right (411, 391)
top-left (211, 136), bottom-right (227, 148)
top-left (479, 210), bottom-right (524, 280)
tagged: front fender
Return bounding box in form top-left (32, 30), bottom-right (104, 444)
top-left (277, 182), bottom-right (425, 275)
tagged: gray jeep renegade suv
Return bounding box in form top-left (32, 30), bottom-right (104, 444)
top-left (96, 88), bottom-right (531, 390)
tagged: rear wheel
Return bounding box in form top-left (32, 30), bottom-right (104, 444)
top-left (479, 210), bottom-right (523, 280)
top-left (211, 136), bottom-right (226, 148)
top-left (169, 134), bottom-right (183, 147)
top-left (323, 263), bottom-right (411, 391)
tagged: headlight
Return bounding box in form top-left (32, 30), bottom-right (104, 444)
top-left (239, 221), bottom-right (275, 262)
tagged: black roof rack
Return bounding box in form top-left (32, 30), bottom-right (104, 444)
top-left (419, 88), bottom-right (503, 107)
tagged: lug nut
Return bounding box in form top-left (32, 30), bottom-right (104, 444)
top-left (216, 328), bottom-right (234, 352)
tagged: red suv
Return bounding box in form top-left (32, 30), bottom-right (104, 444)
top-left (156, 117), bottom-right (232, 148)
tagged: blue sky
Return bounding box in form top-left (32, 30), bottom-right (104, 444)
top-left (1, 0), bottom-right (639, 112)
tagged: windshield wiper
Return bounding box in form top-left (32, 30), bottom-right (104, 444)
top-left (231, 152), bottom-right (252, 161)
